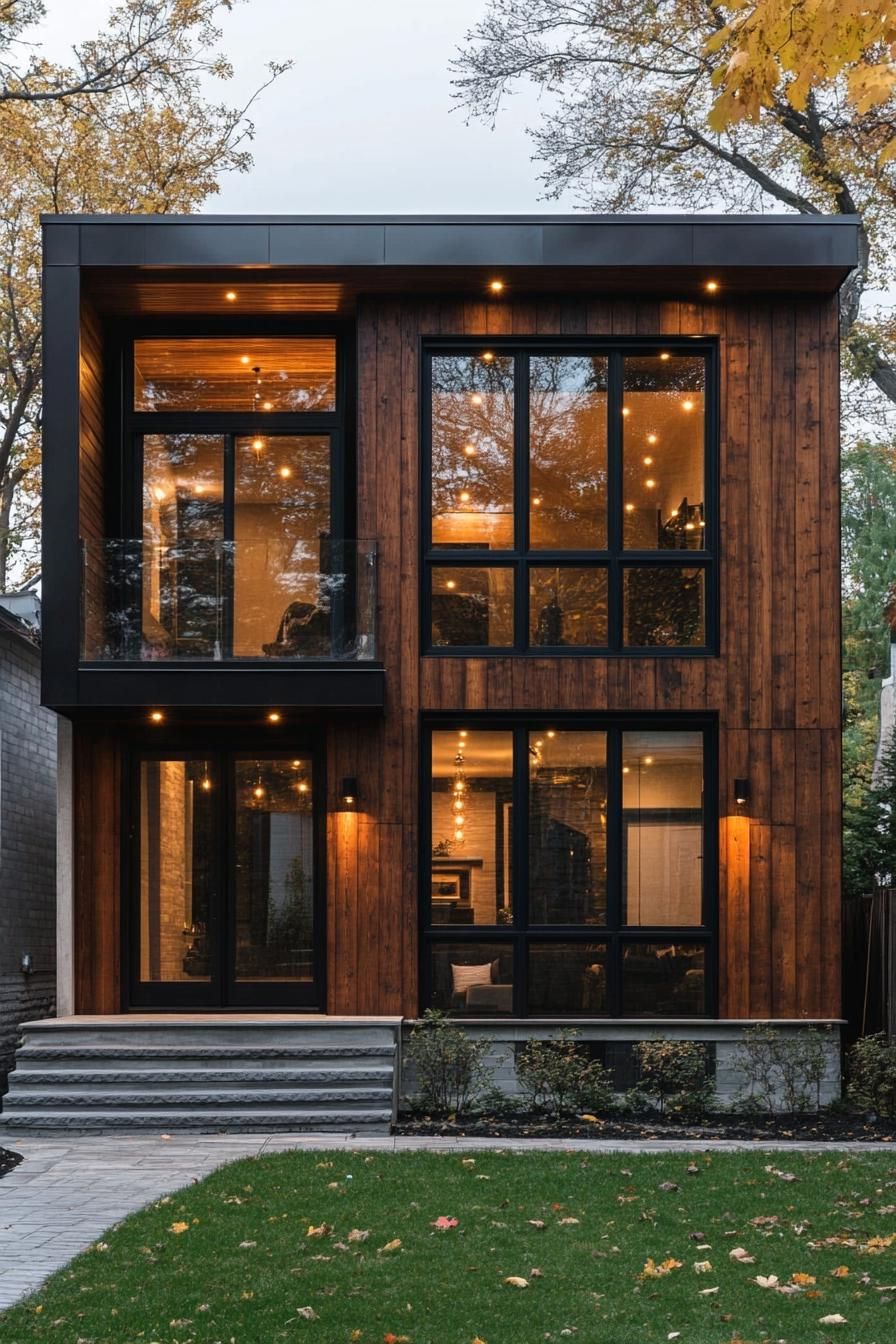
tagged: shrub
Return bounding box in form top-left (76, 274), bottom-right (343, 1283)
top-left (847, 1033), bottom-right (896, 1117)
top-left (732, 1025), bottom-right (831, 1113)
top-left (515, 1029), bottom-right (615, 1120)
top-left (404, 1010), bottom-right (493, 1114)
top-left (634, 1038), bottom-right (714, 1120)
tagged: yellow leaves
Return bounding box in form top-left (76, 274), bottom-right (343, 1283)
top-left (306, 1223), bottom-right (331, 1239)
top-left (706, 0), bottom-right (896, 155)
top-left (379, 1239), bottom-right (402, 1254)
top-left (639, 1257), bottom-right (683, 1279)
top-left (169, 1222), bottom-right (189, 1235)
top-left (791, 1271), bottom-right (816, 1285)
top-left (831, 1264), bottom-right (851, 1277)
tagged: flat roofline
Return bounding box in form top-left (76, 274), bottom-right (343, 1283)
top-left (42, 211), bottom-right (860, 226)
top-left (42, 212), bottom-right (859, 288)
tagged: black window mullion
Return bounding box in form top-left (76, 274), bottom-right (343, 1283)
top-left (607, 725), bottom-right (624, 1015)
top-left (222, 433), bottom-right (235, 659)
top-left (607, 352), bottom-right (624, 650)
top-left (516, 353), bottom-right (530, 651)
top-left (513, 724), bottom-right (529, 1014)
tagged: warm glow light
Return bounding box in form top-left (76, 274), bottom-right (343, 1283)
top-left (622, 407), bottom-right (631, 417)
top-left (278, 466), bottom-right (292, 479)
top-left (622, 765), bottom-right (630, 774)
top-left (685, 522), bottom-right (696, 531)
top-left (625, 503), bottom-right (635, 513)
top-left (200, 776), bottom-right (212, 792)
top-left (459, 490), bottom-right (471, 504)
top-left (670, 508), bottom-right (679, 517)
top-left (459, 730), bottom-right (468, 738)
top-left (705, 280), bottom-right (719, 292)
top-left (252, 437), bottom-right (264, 452)
top-left (194, 483), bottom-right (206, 495)
top-left (445, 579), bottom-right (456, 589)
top-left (225, 290), bottom-right (237, 301)
top-left (262, 400), bottom-right (273, 410)
top-left (481, 351), bottom-right (495, 362)
top-left (454, 829), bottom-right (465, 841)
top-left (152, 486), bottom-right (166, 502)
top-left (253, 785), bottom-right (265, 799)
top-left (682, 399), bottom-right (695, 411)
top-left (298, 782), bottom-right (308, 794)
top-left (489, 279), bottom-right (504, 293)
top-left (240, 355), bottom-right (250, 364)
top-left (643, 756), bottom-right (653, 765)
top-left (463, 444), bottom-right (477, 457)
top-left (660, 352), bottom-right (671, 361)
top-left (535, 738), bottom-right (544, 748)
top-left (546, 730), bottom-right (556, 738)
top-left (267, 711), bottom-right (282, 723)
top-left (643, 456), bottom-right (653, 466)
top-left (647, 433), bottom-right (658, 444)
top-left (149, 710), bottom-right (164, 723)
top-left (470, 393), bottom-right (483, 406)
top-left (645, 478), bottom-right (656, 489)
top-left (532, 495), bottom-right (542, 507)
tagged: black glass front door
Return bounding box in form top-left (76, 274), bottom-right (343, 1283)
top-left (128, 750), bottom-right (322, 1008)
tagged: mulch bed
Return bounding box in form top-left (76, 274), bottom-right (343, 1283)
top-left (396, 1110), bottom-right (896, 1142)
top-left (0, 1145), bottom-right (22, 1178)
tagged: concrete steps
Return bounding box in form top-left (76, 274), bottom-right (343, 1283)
top-left (0, 1017), bottom-right (401, 1133)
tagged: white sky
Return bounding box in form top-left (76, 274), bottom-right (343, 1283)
top-left (38, 0), bottom-right (575, 214)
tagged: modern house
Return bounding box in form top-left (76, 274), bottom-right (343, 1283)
top-left (0, 213), bottom-right (855, 1130)
top-left (0, 595), bottom-right (56, 1090)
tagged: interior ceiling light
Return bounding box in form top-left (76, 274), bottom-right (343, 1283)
top-left (149, 710), bottom-right (164, 723)
top-left (705, 280), bottom-right (719, 292)
top-left (225, 290), bottom-right (237, 301)
top-left (488, 279), bottom-right (504, 293)
top-left (267, 711), bottom-right (282, 723)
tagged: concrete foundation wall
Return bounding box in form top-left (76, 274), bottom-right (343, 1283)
top-left (400, 1020), bottom-right (843, 1112)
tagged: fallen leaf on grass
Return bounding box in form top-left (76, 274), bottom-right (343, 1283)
top-left (753, 1275), bottom-right (780, 1289)
top-left (698, 1287), bottom-right (719, 1296)
top-left (169, 1222), bottom-right (189, 1235)
top-left (383, 1334), bottom-right (410, 1343)
top-left (306, 1223), bottom-right (331, 1239)
top-left (764, 1164), bottom-right (798, 1182)
top-left (294, 1307), bottom-right (319, 1320)
top-left (431, 1216), bottom-right (458, 1230)
top-left (504, 1276), bottom-right (530, 1288)
top-left (557, 1216), bottom-right (580, 1226)
top-left (379, 1239), bottom-right (402, 1253)
top-left (729, 1247), bottom-right (755, 1264)
top-left (693, 1260), bottom-right (712, 1273)
top-left (640, 1258), bottom-right (683, 1279)
top-left (348, 1228), bottom-right (370, 1243)
top-left (527, 1220), bottom-right (546, 1230)
top-left (659, 1181), bottom-right (680, 1193)
top-left (791, 1272), bottom-right (816, 1285)
top-left (831, 1265), bottom-right (850, 1278)
top-left (529, 1267), bottom-right (544, 1278)
top-left (819, 1315), bottom-right (848, 1325)
top-left (238, 1239), bottom-right (256, 1249)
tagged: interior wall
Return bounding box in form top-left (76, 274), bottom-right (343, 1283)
top-left (79, 298), bottom-right (106, 656)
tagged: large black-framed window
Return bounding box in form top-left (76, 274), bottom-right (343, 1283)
top-left (89, 320), bottom-right (354, 663)
top-left (421, 715), bottom-right (716, 1018)
top-left (422, 339), bottom-right (718, 655)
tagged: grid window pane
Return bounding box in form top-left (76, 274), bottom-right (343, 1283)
top-left (529, 731), bottom-right (608, 924)
top-left (431, 353), bottom-right (515, 549)
top-left (622, 354), bottom-right (705, 550)
top-left (623, 567), bottom-right (705, 647)
top-left (623, 731), bottom-right (704, 926)
top-left (430, 730), bottom-right (514, 925)
top-left (430, 567), bottom-right (514, 647)
top-left (429, 942), bottom-right (514, 1015)
top-left (528, 943), bottom-right (608, 1014)
top-left (529, 355), bottom-right (608, 549)
top-left (621, 942), bottom-right (707, 1015)
top-left (529, 567), bottom-right (608, 648)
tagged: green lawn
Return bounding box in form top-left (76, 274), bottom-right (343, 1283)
top-left (2, 1150), bottom-right (896, 1344)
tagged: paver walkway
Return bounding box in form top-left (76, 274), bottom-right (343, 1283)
top-left (0, 1131), bottom-right (889, 1309)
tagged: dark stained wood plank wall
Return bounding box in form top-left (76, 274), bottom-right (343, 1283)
top-left (73, 289), bottom-right (842, 1024)
top-left (327, 292), bottom-right (843, 1022)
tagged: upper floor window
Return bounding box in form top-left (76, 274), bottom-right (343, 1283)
top-left (133, 337), bottom-right (337, 412)
top-left (423, 342), bottom-right (715, 654)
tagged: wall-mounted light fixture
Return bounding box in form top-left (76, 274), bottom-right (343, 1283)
top-left (340, 777), bottom-right (359, 810)
top-left (20, 952), bottom-right (34, 976)
top-left (734, 777), bottom-right (750, 806)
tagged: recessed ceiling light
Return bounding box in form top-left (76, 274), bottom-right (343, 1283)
top-left (489, 279), bottom-right (504, 293)
top-left (279, 466), bottom-right (292, 479)
top-left (240, 355), bottom-right (250, 364)
top-left (149, 710), bottom-right (164, 723)
top-left (225, 290), bottom-right (237, 302)
top-left (267, 711), bottom-right (282, 723)
top-left (705, 280), bottom-right (719, 293)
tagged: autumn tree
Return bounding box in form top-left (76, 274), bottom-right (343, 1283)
top-left (0, 0), bottom-right (287, 587)
top-left (452, 1), bottom-right (896, 411)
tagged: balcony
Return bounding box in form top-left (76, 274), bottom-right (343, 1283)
top-left (82, 537), bottom-right (377, 662)
top-left (75, 538), bottom-right (383, 712)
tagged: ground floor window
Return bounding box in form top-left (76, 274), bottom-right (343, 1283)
top-left (422, 717), bottom-right (715, 1017)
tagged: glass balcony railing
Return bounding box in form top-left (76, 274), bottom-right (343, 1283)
top-left (81, 538), bottom-right (377, 662)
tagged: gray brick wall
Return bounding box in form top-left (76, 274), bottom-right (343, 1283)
top-left (0, 622), bottom-right (56, 1092)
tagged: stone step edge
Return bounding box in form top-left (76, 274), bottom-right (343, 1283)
top-left (4, 1088), bottom-right (394, 1107)
top-left (0, 1110), bottom-right (392, 1130)
top-left (9, 1068), bottom-right (395, 1086)
top-left (16, 1046), bottom-right (396, 1060)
